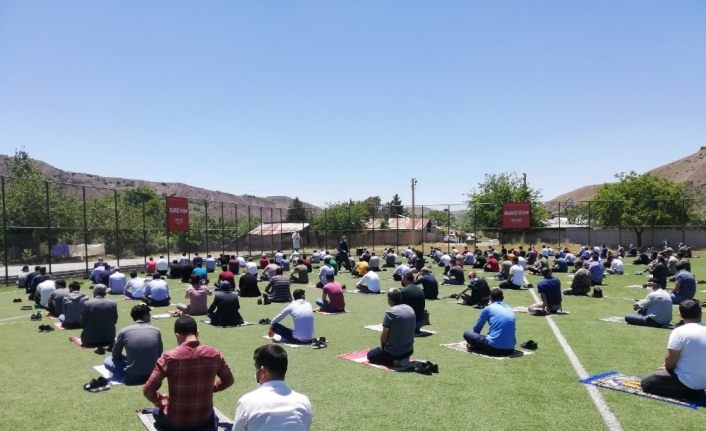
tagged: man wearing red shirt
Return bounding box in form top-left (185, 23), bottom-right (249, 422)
top-left (316, 273), bottom-right (345, 313)
top-left (216, 265), bottom-right (235, 289)
top-left (146, 257), bottom-right (157, 275)
top-left (485, 255), bottom-right (500, 273)
top-left (143, 316), bottom-right (234, 430)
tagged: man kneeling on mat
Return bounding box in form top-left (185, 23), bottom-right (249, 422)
top-left (367, 288), bottom-right (416, 367)
top-left (104, 304), bottom-right (162, 385)
top-left (641, 299), bottom-right (706, 401)
top-left (143, 316), bottom-right (234, 431)
top-left (624, 279), bottom-right (672, 328)
top-left (268, 289), bottom-right (315, 344)
top-left (528, 268), bottom-right (562, 315)
top-left (463, 288), bottom-right (517, 356)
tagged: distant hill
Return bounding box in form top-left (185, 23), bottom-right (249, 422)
top-left (548, 147), bottom-right (706, 203)
top-left (0, 155), bottom-right (317, 218)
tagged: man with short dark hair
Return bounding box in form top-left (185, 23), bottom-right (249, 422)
top-left (16, 265), bottom-right (30, 290)
top-left (217, 265), bottom-right (235, 289)
top-left (413, 268), bottom-right (439, 300)
top-left (355, 270), bottom-right (381, 294)
top-left (125, 271), bottom-right (146, 300)
top-left (641, 299), bottom-right (706, 401)
top-left (499, 257), bottom-right (524, 290)
top-left (463, 288), bottom-right (516, 356)
top-left (367, 288), bottom-right (416, 367)
top-left (108, 267), bottom-right (127, 295)
top-left (156, 255), bottom-right (168, 276)
top-left (625, 279), bottom-right (673, 327)
top-left (400, 272), bottom-right (427, 334)
top-left (290, 260), bottom-right (309, 284)
top-left (528, 269), bottom-right (562, 315)
top-left (35, 273), bottom-right (55, 308)
top-left (238, 271), bottom-right (261, 298)
top-left (60, 282), bottom-right (87, 329)
top-left (233, 344), bottom-right (312, 431)
top-left (456, 271), bottom-right (490, 307)
top-left (105, 304), bottom-right (162, 385)
top-left (47, 279), bottom-right (69, 317)
top-left (263, 268), bottom-right (293, 304)
top-left (144, 273), bottom-right (170, 307)
top-left (268, 289), bottom-right (314, 344)
top-left (671, 261), bottom-right (696, 305)
top-left (80, 284), bottom-right (118, 348)
top-left (207, 281), bottom-right (244, 327)
top-left (316, 273), bottom-right (345, 313)
top-left (144, 316), bottom-right (234, 430)
top-left (587, 254), bottom-right (605, 285)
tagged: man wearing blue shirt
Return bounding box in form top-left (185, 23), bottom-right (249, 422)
top-left (587, 254), bottom-right (604, 285)
top-left (463, 288), bottom-right (516, 356)
top-left (529, 268), bottom-right (562, 315)
top-left (191, 263), bottom-right (209, 283)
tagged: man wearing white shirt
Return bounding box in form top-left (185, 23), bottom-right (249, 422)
top-left (607, 256), bottom-right (625, 275)
top-left (233, 344), bottom-right (312, 431)
top-left (499, 257), bottom-right (525, 290)
top-left (392, 264), bottom-right (410, 281)
top-left (36, 277), bottom-right (56, 308)
top-left (245, 259), bottom-right (258, 276)
top-left (316, 260), bottom-right (335, 288)
top-left (356, 271), bottom-right (381, 294)
top-left (642, 299), bottom-right (706, 401)
top-left (439, 253), bottom-right (452, 267)
top-left (268, 290), bottom-right (315, 344)
top-left (275, 251), bottom-right (284, 265)
top-left (291, 231), bottom-right (301, 251)
top-left (155, 255), bottom-right (168, 276)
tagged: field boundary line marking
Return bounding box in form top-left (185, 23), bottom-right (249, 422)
top-left (528, 289), bottom-right (622, 431)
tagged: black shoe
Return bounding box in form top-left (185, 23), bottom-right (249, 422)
top-left (94, 346), bottom-right (106, 355)
top-left (21, 305), bottom-right (32, 311)
top-left (30, 312), bottom-right (42, 321)
top-left (318, 337), bottom-right (327, 348)
top-left (521, 340), bottom-right (538, 350)
top-left (414, 362), bottom-right (433, 375)
top-left (425, 361), bottom-right (439, 373)
top-left (13, 298), bottom-right (21, 303)
top-left (257, 299), bottom-right (262, 305)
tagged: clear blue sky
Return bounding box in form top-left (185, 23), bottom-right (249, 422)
top-left (1, 1), bottom-right (705, 208)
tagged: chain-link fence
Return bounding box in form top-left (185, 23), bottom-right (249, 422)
top-left (1, 175), bottom-right (705, 283)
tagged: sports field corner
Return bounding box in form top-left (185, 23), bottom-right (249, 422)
top-left (1, 254), bottom-right (705, 431)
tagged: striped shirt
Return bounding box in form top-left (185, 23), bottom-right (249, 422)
top-left (265, 275), bottom-right (293, 303)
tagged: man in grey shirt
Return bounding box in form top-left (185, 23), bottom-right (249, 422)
top-left (367, 288), bottom-right (416, 366)
top-left (625, 279), bottom-right (673, 327)
top-left (104, 303), bottom-right (163, 385)
top-left (60, 282), bottom-right (88, 329)
top-left (80, 284), bottom-right (119, 348)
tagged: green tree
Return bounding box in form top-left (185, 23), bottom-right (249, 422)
top-left (362, 196), bottom-right (382, 218)
top-left (286, 197), bottom-right (307, 222)
top-left (464, 173), bottom-right (548, 229)
top-left (386, 194), bottom-right (404, 217)
top-left (590, 172), bottom-right (693, 246)
top-left (312, 201), bottom-right (368, 234)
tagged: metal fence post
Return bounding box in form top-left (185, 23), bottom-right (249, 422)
top-left (142, 199), bottom-right (147, 266)
top-left (204, 200), bottom-right (209, 256)
top-left (279, 208), bottom-right (283, 251)
top-left (446, 204), bottom-right (451, 254)
top-left (618, 201), bottom-right (623, 248)
top-left (396, 215), bottom-right (400, 254)
top-left (1, 177), bottom-right (8, 284)
top-left (114, 189), bottom-right (120, 266)
top-left (247, 205), bottom-right (252, 257)
top-left (270, 207), bottom-right (274, 254)
top-left (347, 203), bottom-right (351, 248)
top-left (587, 201), bottom-right (592, 246)
top-left (220, 202), bottom-right (225, 255)
top-left (82, 187), bottom-right (89, 274)
top-left (421, 206), bottom-right (425, 254)
top-left (371, 206), bottom-right (375, 254)
top-left (324, 208), bottom-right (328, 251)
top-left (45, 181), bottom-right (52, 274)
top-left (260, 207), bottom-right (264, 255)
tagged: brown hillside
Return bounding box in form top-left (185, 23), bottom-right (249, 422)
top-left (547, 147), bottom-right (706, 203)
top-left (0, 155), bottom-right (318, 218)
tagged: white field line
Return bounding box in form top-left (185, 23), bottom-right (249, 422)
top-left (0, 315), bottom-right (28, 323)
top-left (528, 289), bottom-right (623, 431)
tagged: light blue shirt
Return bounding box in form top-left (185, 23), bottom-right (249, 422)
top-left (145, 279), bottom-right (170, 301)
top-left (473, 301), bottom-right (516, 350)
top-left (108, 272), bottom-right (127, 294)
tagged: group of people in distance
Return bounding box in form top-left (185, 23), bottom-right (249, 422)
top-left (14, 237), bottom-right (706, 427)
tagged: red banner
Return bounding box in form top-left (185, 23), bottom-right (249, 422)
top-left (502, 202), bottom-right (531, 230)
top-left (166, 197), bottom-right (189, 232)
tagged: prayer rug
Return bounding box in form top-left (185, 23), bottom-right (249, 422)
top-left (363, 323), bottom-right (437, 335)
top-left (441, 341), bottom-right (533, 360)
top-left (580, 371), bottom-right (703, 410)
top-left (337, 349), bottom-right (421, 372)
top-left (137, 407), bottom-right (233, 431)
top-left (201, 320), bottom-right (255, 328)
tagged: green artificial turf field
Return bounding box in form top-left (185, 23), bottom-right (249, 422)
top-left (1, 255), bottom-right (704, 430)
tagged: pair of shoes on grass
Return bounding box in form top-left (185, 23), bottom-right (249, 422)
top-left (258, 318), bottom-right (271, 325)
top-left (38, 324), bottom-right (54, 332)
top-left (414, 361), bottom-right (439, 375)
top-left (21, 305), bottom-right (33, 311)
top-left (311, 337), bottom-right (327, 349)
top-left (30, 312), bottom-right (42, 321)
top-left (83, 377), bottom-right (110, 393)
top-left (13, 298), bottom-right (22, 303)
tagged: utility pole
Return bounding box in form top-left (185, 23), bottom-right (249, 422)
top-left (411, 178), bottom-right (417, 245)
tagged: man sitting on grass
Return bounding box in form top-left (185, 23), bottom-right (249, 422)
top-left (143, 273), bottom-right (171, 307)
top-left (105, 304), bottom-right (162, 385)
top-left (641, 299), bottom-right (706, 401)
top-left (587, 254), bottom-right (605, 285)
top-left (233, 344), bottom-right (312, 431)
top-left (463, 288), bottom-right (517, 356)
top-left (144, 316), bottom-right (234, 431)
top-left (413, 267), bottom-right (439, 300)
top-left (356, 269), bottom-right (381, 294)
top-left (60, 282), bottom-right (87, 329)
top-left (238, 270), bottom-right (261, 298)
top-left (400, 272), bottom-right (427, 334)
top-left (316, 273), bottom-right (345, 313)
top-left (528, 268), bottom-right (562, 315)
top-left (263, 268), bottom-right (293, 304)
top-left (367, 288), bottom-right (416, 367)
top-left (176, 275), bottom-right (212, 316)
top-left (670, 261), bottom-right (696, 305)
top-left (564, 268), bottom-right (592, 296)
top-left (624, 279), bottom-right (672, 328)
top-left (392, 263), bottom-right (411, 282)
top-left (47, 279), bottom-right (69, 317)
top-left (499, 256), bottom-right (525, 290)
top-left (80, 284), bottom-right (118, 348)
top-left (207, 281), bottom-right (245, 327)
top-left (290, 259), bottom-right (309, 284)
top-left (268, 289), bottom-right (314, 344)
top-left (316, 258), bottom-right (335, 288)
top-left (455, 272), bottom-right (491, 307)
top-left (352, 258), bottom-right (369, 278)
top-left (124, 271), bottom-right (146, 300)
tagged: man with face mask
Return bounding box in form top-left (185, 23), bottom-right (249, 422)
top-left (233, 344), bottom-right (312, 431)
top-left (143, 316), bottom-right (234, 431)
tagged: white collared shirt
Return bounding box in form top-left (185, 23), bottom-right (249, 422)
top-left (233, 380), bottom-right (312, 431)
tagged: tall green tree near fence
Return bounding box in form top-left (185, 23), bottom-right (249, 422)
top-left (589, 172), bottom-right (694, 247)
top-left (464, 172), bottom-right (548, 230)
top-left (286, 197), bottom-right (306, 222)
